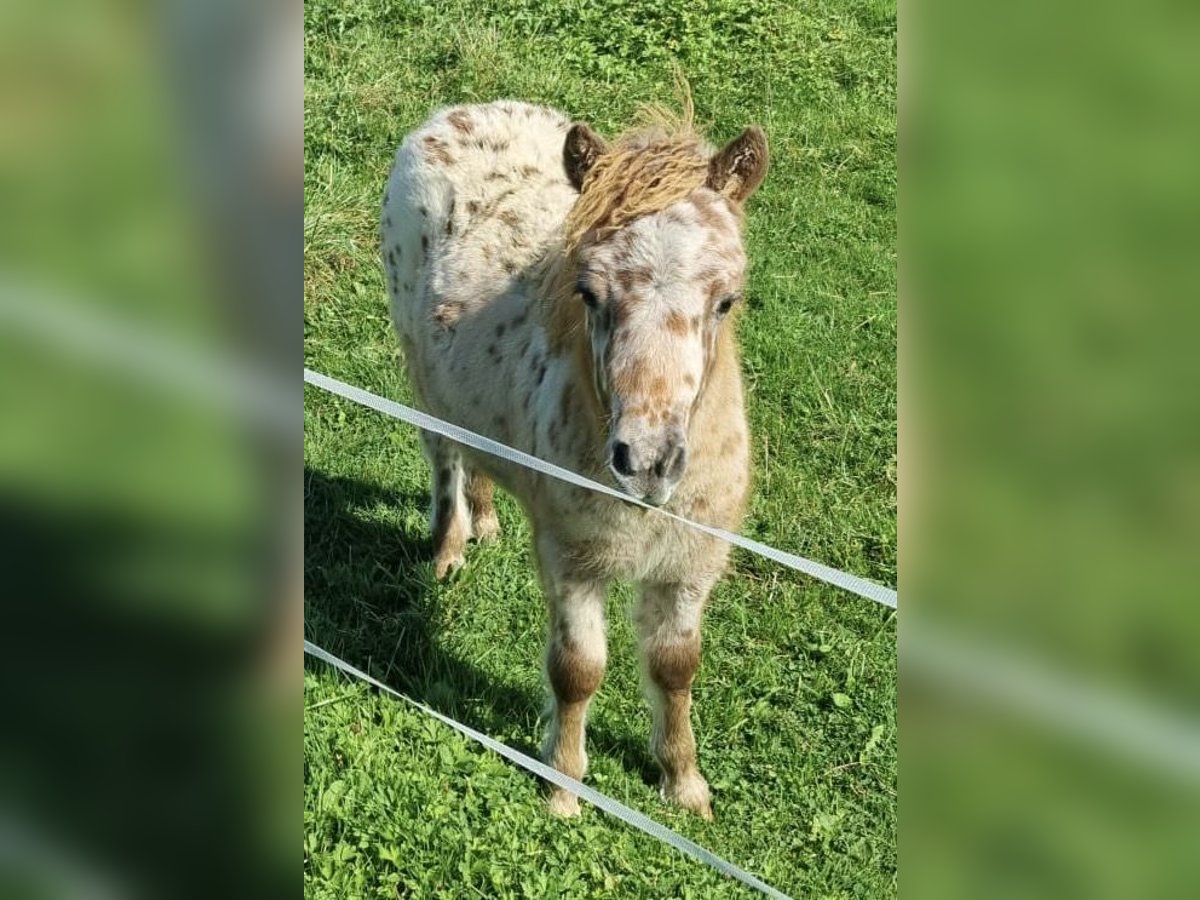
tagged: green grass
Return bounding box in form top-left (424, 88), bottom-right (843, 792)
top-left (304, 0), bottom-right (895, 896)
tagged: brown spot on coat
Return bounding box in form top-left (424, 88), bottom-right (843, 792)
top-left (423, 135), bottom-right (453, 166)
top-left (433, 301), bottom-right (464, 328)
top-left (447, 109), bottom-right (475, 134)
top-left (648, 632), bottom-right (701, 693)
top-left (548, 641), bottom-right (605, 704)
top-left (480, 187), bottom-right (518, 218)
top-left (612, 364), bottom-right (650, 398)
top-left (666, 310), bottom-right (689, 335)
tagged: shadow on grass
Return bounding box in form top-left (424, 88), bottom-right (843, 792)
top-left (303, 465), bottom-right (658, 787)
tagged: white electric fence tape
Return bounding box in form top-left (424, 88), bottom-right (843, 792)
top-left (305, 640), bottom-right (791, 900)
top-left (303, 368), bottom-right (897, 609)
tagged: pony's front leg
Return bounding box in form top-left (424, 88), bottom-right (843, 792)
top-left (635, 578), bottom-right (715, 820)
top-left (537, 537), bottom-right (608, 817)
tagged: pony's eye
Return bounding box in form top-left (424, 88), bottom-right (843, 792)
top-left (715, 295), bottom-right (738, 318)
top-left (579, 287), bottom-right (599, 309)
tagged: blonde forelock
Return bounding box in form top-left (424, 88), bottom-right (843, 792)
top-left (563, 102), bottom-right (712, 250)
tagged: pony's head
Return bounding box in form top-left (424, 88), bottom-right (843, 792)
top-left (560, 117), bottom-right (767, 505)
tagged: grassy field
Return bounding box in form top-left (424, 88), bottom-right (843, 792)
top-left (304, 0), bottom-right (896, 896)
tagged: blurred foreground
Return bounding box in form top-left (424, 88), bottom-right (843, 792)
top-left (0, 1), bottom-right (297, 897)
top-left (906, 1), bottom-right (1200, 897)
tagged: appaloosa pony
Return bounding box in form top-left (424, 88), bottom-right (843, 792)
top-left (382, 100), bottom-right (767, 819)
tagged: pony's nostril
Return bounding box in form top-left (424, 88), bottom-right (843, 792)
top-left (611, 441), bottom-right (635, 477)
top-left (653, 449), bottom-right (672, 479)
top-left (672, 446), bottom-right (688, 478)
top-left (655, 443), bottom-right (686, 480)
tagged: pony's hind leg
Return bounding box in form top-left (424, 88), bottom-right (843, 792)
top-left (635, 578), bottom-right (716, 820)
top-left (419, 431), bottom-right (470, 579)
top-left (464, 469), bottom-right (501, 544)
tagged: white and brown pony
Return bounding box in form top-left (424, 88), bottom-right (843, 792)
top-left (383, 100), bottom-right (767, 818)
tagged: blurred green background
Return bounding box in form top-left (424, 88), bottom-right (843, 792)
top-left (907, 0), bottom-right (1200, 897)
top-left (0, 1), bottom-right (296, 897)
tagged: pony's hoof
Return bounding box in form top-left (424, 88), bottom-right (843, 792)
top-left (662, 773), bottom-right (713, 821)
top-left (471, 510), bottom-right (501, 544)
top-left (547, 789), bottom-right (581, 818)
top-left (433, 550), bottom-right (466, 580)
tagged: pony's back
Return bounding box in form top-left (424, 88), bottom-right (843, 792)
top-left (383, 102), bottom-right (578, 342)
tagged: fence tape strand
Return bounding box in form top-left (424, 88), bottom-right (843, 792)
top-left (303, 368), bottom-right (897, 610)
top-left (305, 640), bottom-right (791, 899)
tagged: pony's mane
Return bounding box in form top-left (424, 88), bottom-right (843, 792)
top-left (563, 102), bottom-right (713, 250)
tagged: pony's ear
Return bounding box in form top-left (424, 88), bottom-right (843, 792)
top-left (563, 123), bottom-right (609, 191)
top-left (707, 126), bottom-right (769, 204)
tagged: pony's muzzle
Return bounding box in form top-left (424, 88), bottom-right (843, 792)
top-left (608, 432), bottom-right (688, 506)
